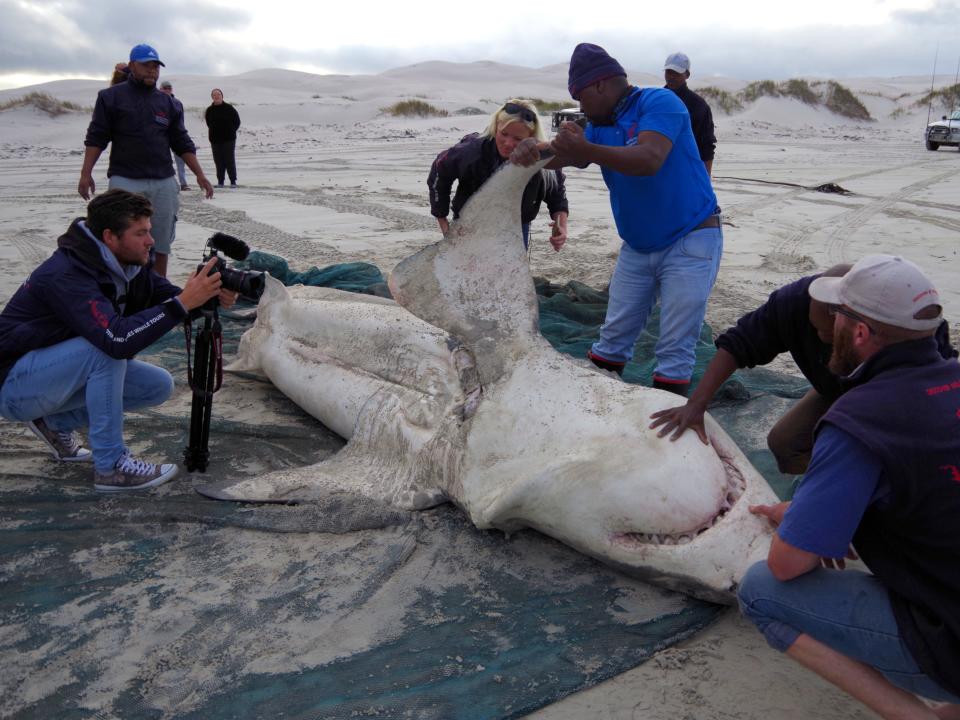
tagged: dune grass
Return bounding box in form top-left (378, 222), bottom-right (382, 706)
top-left (914, 84), bottom-right (960, 112)
top-left (0, 92), bottom-right (89, 117)
top-left (704, 79), bottom-right (872, 120)
top-left (818, 81), bottom-right (872, 121)
top-left (698, 87), bottom-right (744, 114)
top-left (381, 99), bottom-right (448, 117)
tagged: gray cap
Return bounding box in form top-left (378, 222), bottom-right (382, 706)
top-left (160, 80), bottom-right (172, 89)
top-left (664, 52), bottom-right (690, 73)
top-left (808, 254), bottom-right (942, 331)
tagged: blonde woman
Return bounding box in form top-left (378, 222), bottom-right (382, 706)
top-left (427, 99), bottom-right (568, 251)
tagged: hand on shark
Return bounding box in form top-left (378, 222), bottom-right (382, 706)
top-left (649, 400), bottom-right (710, 444)
top-left (749, 501), bottom-right (859, 571)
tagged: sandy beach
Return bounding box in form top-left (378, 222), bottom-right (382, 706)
top-left (0, 61), bottom-right (957, 719)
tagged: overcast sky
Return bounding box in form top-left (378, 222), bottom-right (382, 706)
top-left (1, 0), bottom-right (959, 90)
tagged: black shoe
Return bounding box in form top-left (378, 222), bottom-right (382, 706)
top-left (652, 378), bottom-right (690, 397)
top-left (587, 350), bottom-right (625, 376)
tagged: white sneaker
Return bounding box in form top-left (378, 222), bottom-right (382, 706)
top-left (94, 451), bottom-right (178, 492)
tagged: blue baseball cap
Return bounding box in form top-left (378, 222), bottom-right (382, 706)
top-left (129, 44), bottom-right (165, 66)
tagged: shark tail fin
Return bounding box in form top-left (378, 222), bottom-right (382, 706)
top-left (388, 158), bottom-right (552, 384)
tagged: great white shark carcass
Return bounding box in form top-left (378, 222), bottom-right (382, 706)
top-left (198, 155), bottom-right (779, 603)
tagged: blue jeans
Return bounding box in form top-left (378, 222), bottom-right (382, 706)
top-left (591, 226), bottom-right (722, 382)
top-left (174, 153), bottom-right (187, 186)
top-left (108, 175), bottom-right (179, 255)
top-left (0, 337), bottom-right (174, 473)
top-left (739, 561), bottom-right (960, 703)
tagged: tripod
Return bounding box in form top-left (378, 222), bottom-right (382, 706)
top-left (184, 301), bottom-right (223, 472)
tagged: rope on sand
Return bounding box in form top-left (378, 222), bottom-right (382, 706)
top-left (714, 176), bottom-right (853, 195)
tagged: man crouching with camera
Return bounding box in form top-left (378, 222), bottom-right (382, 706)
top-left (0, 189), bottom-right (237, 491)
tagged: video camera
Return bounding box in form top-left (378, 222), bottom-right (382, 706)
top-left (184, 233), bottom-right (265, 473)
top-left (197, 232), bottom-right (266, 302)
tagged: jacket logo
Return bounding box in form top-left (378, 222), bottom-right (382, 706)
top-left (88, 300), bottom-right (110, 328)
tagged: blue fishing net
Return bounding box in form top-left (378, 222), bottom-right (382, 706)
top-left (0, 254), bottom-right (806, 719)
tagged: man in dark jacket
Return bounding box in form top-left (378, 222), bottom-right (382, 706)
top-left (0, 190), bottom-right (229, 491)
top-left (738, 255), bottom-right (960, 718)
top-left (77, 45), bottom-right (213, 275)
top-left (79, 44), bottom-right (214, 278)
top-left (204, 88), bottom-right (242, 188)
top-left (649, 264), bottom-right (955, 474)
top-left (663, 52), bottom-right (717, 177)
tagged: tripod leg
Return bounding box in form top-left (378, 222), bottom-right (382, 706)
top-left (186, 322), bottom-right (213, 471)
top-left (196, 324), bottom-right (218, 472)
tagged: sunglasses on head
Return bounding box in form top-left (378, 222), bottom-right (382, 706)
top-left (829, 305), bottom-right (876, 335)
top-left (503, 102), bottom-right (537, 124)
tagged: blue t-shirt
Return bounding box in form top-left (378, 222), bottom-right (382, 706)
top-left (778, 424), bottom-right (886, 558)
top-left (584, 87), bottom-right (717, 252)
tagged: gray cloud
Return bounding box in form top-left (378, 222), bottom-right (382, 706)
top-left (0, 0), bottom-right (249, 76)
top-left (1, 0), bottom-right (958, 84)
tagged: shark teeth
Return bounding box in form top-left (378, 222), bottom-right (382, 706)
top-left (613, 441), bottom-right (746, 549)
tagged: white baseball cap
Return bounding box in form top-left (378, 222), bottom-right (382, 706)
top-left (664, 52), bottom-right (690, 74)
top-left (808, 254), bottom-right (942, 331)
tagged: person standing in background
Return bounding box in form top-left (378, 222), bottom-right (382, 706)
top-left (160, 80), bottom-right (189, 190)
top-left (663, 52), bottom-right (717, 177)
top-left (204, 89), bottom-right (241, 188)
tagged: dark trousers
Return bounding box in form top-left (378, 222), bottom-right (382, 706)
top-left (211, 140), bottom-right (237, 185)
top-left (766, 388), bottom-right (833, 474)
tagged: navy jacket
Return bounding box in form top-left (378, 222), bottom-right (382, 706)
top-left (84, 77), bottom-right (197, 180)
top-left (821, 339), bottom-right (960, 695)
top-left (0, 219), bottom-right (187, 386)
top-left (666, 83), bottom-right (716, 163)
top-left (715, 275), bottom-right (956, 400)
top-left (428, 133), bottom-right (568, 224)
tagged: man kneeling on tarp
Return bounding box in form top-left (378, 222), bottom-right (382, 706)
top-left (0, 189), bottom-right (235, 491)
top-left (738, 255), bottom-right (960, 719)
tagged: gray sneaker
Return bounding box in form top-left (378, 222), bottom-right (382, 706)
top-left (26, 418), bottom-right (92, 462)
top-left (94, 451), bottom-right (178, 492)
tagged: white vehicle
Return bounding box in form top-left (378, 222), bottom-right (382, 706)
top-left (925, 110), bottom-right (960, 151)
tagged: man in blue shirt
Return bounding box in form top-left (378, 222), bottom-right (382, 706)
top-left (79, 44), bottom-right (214, 277)
top-left (513, 43), bottom-right (721, 396)
top-left (739, 255), bottom-right (960, 718)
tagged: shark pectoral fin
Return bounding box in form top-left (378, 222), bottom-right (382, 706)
top-left (224, 274), bottom-right (290, 373)
top-left (194, 427), bottom-right (449, 512)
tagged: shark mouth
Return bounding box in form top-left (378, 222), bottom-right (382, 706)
top-left (611, 444), bottom-right (747, 549)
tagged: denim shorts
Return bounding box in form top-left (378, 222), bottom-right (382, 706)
top-left (108, 175), bottom-right (179, 254)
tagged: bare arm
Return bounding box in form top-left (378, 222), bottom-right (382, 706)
top-left (549, 211), bottom-right (568, 251)
top-left (78, 146), bottom-right (104, 199)
top-left (749, 502), bottom-right (821, 581)
top-left (180, 152), bottom-right (214, 198)
top-left (553, 121), bottom-right (672, 176)
top-left (649, 347), bottom-right (739, 443)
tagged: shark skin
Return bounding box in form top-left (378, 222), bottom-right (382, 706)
top-left (198, 157), bottom-right (779, 604)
